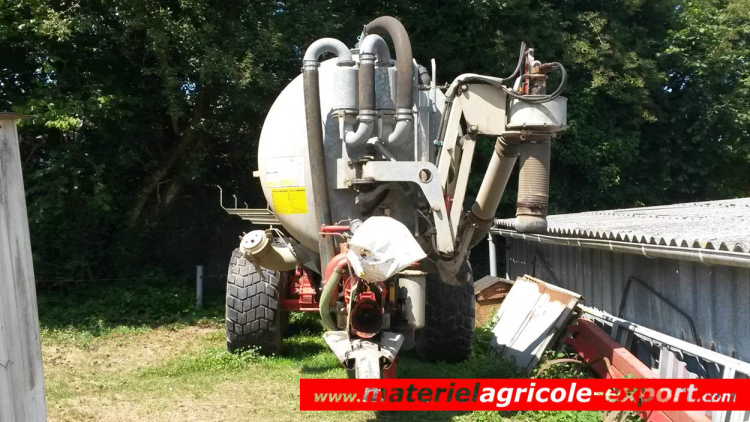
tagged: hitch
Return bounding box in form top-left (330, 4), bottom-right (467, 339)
top-left (324, 331), bottom-right (404, 379)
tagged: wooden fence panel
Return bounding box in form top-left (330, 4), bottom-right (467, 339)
top-left (0, 113), bottom-right (47, 421)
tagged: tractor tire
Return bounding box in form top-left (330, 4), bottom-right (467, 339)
top-left (415, 272), bottom-right (475, 363)
top-left (225, 248), bottom-right (286, 355)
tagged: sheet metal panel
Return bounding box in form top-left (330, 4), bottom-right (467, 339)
top-left (497, 198), bottom-right (750, 253)
top-left (505, 238), bottom-right (750, 362)
top-left (491, 275), bottom-right (581, 372)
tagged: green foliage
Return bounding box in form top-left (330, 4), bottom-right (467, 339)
top-left (38, 278), bottom-right (222, 345)
top-left (2, 0), bottom-right (748, 281)
top-left (646, 0), bottom-right (750, 201)
top-left (531, 348), bottom-right (595, 379)
top-left (139, 346), bottom-right (265, 378)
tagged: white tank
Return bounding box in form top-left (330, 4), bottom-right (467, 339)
top-left (257, 58), bottom-right (443, 252)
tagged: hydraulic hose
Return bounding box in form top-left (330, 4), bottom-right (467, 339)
top-left (503, 41), bottom-right (527, 81)
top-left (503, 61), bottom-right (567, 104)
top-left (319, 267), bottom-right (342, 331)
top-left (319, 253), bottom-right (349, 331)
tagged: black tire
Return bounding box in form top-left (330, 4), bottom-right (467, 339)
top-left (225, 248), bottom-right (286, 354)
top-left (416, 272), bottom-right (475, 362)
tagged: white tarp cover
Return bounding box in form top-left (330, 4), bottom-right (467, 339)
top-left (346, 216), bottom-right (426, 282)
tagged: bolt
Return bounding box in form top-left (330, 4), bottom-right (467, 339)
top-left (419, 169), bottom-right (432, 183)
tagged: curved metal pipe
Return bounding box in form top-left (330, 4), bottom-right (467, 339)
top-left (344, 118), bottom-right (375, 145)
top-left (359, 34), bottom-right (392, 66)
top-left (364, 16), bottom-right (415, 144)
top-left (303, 38), bottom-right (354, 67)
top-left (387, 115), bottom-right (412, 145)
top-left (346, 35), bottom-right (393, 146)
top-left (364, 16), bottom-right (413, 111)
top-left (302, 37), bottom-right (352, 268)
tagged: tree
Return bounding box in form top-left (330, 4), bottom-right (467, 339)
top-left (642, 0), bottom-right (750, 202)
top-left (1, 0), bottom-right (747, 281)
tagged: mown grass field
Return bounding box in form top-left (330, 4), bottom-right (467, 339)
top-left (38, 280), bottom-right (604, 422)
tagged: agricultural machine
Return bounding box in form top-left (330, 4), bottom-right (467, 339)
top-left (222, 16), bottom-right (567, 378)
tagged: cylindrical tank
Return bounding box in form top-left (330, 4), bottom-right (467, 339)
top-left (258, 58), bottom-right (444, 253)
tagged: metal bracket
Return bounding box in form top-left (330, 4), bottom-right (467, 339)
top-left (448, 135), bottom-right (476, 231)
top-left (356, 161), bottom-right (454, 254)
top-left (437, 84), bottom-right (508, 193)
top-left (216, 185), bottom-right (280, 225)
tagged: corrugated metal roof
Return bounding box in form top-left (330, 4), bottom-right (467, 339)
top-left (495, 198), bottom-right (750, 253)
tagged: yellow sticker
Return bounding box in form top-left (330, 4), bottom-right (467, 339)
top-left (271, 187), bottom-right (309, 214)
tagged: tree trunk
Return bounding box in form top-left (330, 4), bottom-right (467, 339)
top-left (127, 87), bottom-right (214, 228)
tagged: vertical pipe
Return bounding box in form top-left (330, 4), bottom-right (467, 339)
top-left (488, 233), bottom-right (498, 277)
top-left (196, 265), bottom-right (204, 309)
top-left (302, 67), bottom-right (336, 269)
top-left (301, 38), bottom-right (352, 269)
top-left (346, 34), bottom-right (390, 146)
top-left (515, 138), bottom-right (551, 233)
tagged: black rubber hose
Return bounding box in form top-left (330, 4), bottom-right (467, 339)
top-left (364, 16), bottom-right (414, 112)
top-left (505, 62), bottom-right (567, 104)
top-left (503, 41), bottom-right (527, 81)
top-left (302, 68), bottom-right (335, 265)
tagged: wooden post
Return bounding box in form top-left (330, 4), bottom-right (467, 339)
top-left (0, 113), bottom-right (47, 421)
top-left (196, 265), bottom-right (204, 309)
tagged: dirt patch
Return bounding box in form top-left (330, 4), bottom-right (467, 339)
top-left (44, 325), bottom-right (219, 375)
top-left (44, 323), bottom-right (372, 422)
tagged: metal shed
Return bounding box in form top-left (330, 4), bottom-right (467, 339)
top-left (491, 198), bottom-right (750, 363)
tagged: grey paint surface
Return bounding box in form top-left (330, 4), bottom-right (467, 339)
top-left (504, 238), bottom-right (750, 362)
top-left (0, 115), bottom-right (47, 421)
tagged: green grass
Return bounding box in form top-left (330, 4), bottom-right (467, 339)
top-left (38, 279), bottom-right (223, 346)
top-left (39, 280), bottom-right (605, 422)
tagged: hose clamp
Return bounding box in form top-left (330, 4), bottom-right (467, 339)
top-left (359, 52), bottom-right (376, 65)
top-left (394, 108), bottom-right (413, 121)
top-left (302, 60), bottom-right (320, 71)
top-left (357, 110), bottom-right (377, 121)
